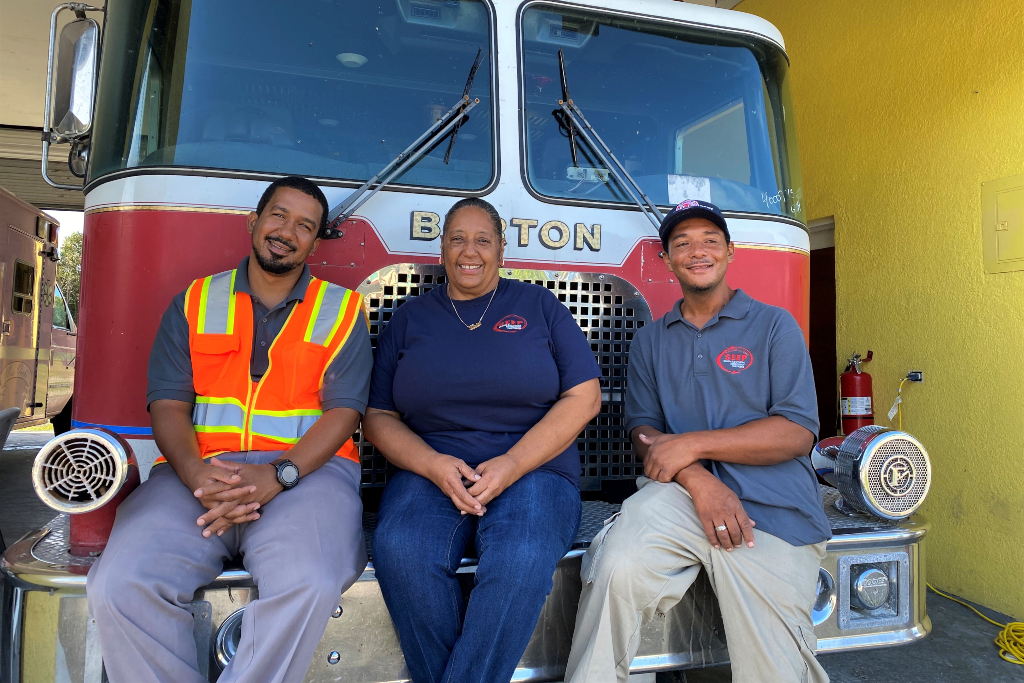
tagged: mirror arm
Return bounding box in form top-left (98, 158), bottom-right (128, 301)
top-left (41, 137), bottom-right (79, 191)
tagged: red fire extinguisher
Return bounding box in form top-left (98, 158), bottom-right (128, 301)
top-left (840, 351), bottom-right (874, 435)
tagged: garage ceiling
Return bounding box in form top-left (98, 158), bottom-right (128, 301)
top-left (0, 126), bottom-right (83, 211)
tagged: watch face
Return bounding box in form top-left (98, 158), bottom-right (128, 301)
top-left (281, 463), bottom-right (299, 485)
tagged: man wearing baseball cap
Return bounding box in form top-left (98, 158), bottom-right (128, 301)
top-left (565, 201), bottom-right (831, 683)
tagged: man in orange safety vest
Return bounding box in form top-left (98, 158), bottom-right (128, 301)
top-left (86, 176), bottom-right (372, 683)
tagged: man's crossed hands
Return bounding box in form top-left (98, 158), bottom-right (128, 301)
top-left (638, 430), bottom-right (755, 552)
top-left (184, 458), bottom-right (284, 538)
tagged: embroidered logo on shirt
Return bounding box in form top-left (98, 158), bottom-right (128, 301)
top-left (494, 314), bottom-right (528, 333)
top-left (717, 346), bottom-right (754, 374)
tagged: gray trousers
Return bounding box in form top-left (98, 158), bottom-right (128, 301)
top-left (86, 451), bottom-right (366, 683)
top-left (566, 478), bottom-right (828, 683)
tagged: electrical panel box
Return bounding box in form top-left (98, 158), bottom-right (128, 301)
top-left (982, 175), bottom-right (1024, 273)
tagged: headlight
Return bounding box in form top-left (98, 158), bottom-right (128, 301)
top-left (812, 426), bottom-right (931, 520)
top-left (31, 428), bottom-right (134, 514)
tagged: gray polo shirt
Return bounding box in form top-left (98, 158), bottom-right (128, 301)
top-left (625, 289), bottom-right (831, 546)
top-left (147, 257), bottom-right (371, 414)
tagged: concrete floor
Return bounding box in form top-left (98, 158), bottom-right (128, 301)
top-left (2, 433), bottom-right (1021, 683)
top-left (0, 428), bottom-right (54, 549)
top-left (681, 591), bottom-right (1024, 682)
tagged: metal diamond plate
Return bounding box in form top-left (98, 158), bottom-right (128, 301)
top-left (31, 514), bottom-right (97, 568)
top-left (821, 486), bottom-right (902, 532)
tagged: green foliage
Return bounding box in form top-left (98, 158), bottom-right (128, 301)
top-left (56, 231), bottom-right (82, 321)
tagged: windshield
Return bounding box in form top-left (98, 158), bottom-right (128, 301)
top-left (521, 6), bottom-right (803, 222)
top-left (90, 0), bottom-right (495, 191)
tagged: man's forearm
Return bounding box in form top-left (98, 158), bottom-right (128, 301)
top-left (679, 416), bottom-right (814, 466)
top-left (674, 461), bottom-right (716, 488)
top-left (632, 415), bottom-right (815, 473)
top-left (283, 407), bottom-right (361, 478)
top-left (150, 399), bottom-right (206, 489)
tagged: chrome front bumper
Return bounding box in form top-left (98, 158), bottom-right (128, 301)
top-left (2, 494), bottom-right (930, 683)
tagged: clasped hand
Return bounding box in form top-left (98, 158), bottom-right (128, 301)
top-left (188, 457), bottom-right (284, 538)
top-left (427, 453), bottom-right (522, 516)
top-left (639, 432), bottom-right (700, 482)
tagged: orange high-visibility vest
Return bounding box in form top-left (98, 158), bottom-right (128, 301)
top-left (153, 268), bottom-right (364, 465)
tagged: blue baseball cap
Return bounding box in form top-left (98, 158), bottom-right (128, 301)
top-left (659, 199), bottom-right (730, 250)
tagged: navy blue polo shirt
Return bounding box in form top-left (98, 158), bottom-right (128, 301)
top-left (625, 289), bottom-right (831, 546)
top-left (368, 277), bottom-right (601, 485)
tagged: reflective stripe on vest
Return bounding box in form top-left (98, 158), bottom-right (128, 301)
top-left (249, 409), bottom-right (323, 444)
top-left (196, 270), bottom-right (237, 335)
top-left (305, 281), bottom-right (352, 345)
top-left (158, 269), bottom-right (365, 465)
top-left (193, 397), bottom-right (245, 435)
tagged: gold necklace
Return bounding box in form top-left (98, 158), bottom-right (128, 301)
top-left (448, 282), bottom-right (498, 330)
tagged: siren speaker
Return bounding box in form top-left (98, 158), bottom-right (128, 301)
top-left (812, 426), bottom-right (931, 520)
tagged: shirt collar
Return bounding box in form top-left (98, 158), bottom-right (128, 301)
top-left (233, 256), bottom-right (312, 305)
top-left (665, 289), bottom-right (752, 329)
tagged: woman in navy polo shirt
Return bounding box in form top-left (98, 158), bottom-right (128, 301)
top-left (364, 197), bottom-right (601, 683)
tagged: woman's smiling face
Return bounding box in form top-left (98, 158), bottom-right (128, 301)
top-left (441, 206), bottom-right (504, 299)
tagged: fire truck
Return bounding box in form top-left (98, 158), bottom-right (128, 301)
top-left (3, 1), bottom-right (933, 681)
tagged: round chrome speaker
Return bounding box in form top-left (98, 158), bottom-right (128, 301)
top-left (812, 426), bottom-right (931, 520)
top-left (31, 428), bottom-right (132, 514)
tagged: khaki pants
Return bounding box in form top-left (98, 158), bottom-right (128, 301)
top-left (566, 478), bottom-right (828, 683)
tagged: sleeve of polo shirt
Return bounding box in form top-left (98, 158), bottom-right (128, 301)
top-left (146, 291), bottom-right (196, 406)
top-left (767, 321), bottom-right (820, 437)
top-left (624, 329), bottom-right (667, 434)
top-left (320, 313), bottom-right (372, 414)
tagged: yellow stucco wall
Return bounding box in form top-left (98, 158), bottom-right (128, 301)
top-left (733, 0), bottom-right (1024, 617)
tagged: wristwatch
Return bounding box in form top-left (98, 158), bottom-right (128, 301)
top-left (271, 459), bottom-right (300, 490)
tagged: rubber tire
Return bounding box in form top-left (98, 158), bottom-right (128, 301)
top-left (52, 398), bottom-right (72, 435)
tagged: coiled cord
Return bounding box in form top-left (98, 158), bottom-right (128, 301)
top-left (928, 583), bottom-right (1024, 665)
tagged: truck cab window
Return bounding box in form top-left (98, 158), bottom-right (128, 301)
top-left (90, 0), bottom-right (495, 192)
top-left (12, 261), bottom-right (35, 316)
top-left (53, 283), bottom-right (70, 330)
top-left (521, 6), bottom-right (803, 222)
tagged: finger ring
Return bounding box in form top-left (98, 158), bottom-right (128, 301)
top-left (715, 525), bottom-right (728, 532)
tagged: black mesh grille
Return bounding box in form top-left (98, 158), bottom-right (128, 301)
top-left (356, 265), bottom-right (652, 491)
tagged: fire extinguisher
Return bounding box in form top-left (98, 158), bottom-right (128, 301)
top-left (840, 351), bottom-right (874, 435)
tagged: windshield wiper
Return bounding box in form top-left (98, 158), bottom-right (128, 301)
top-left (444, 47), bottom-right (483, 165)
top-left (325, 49), bottom-right (485, 236)
top-left (555, 49), bottom-right (664, 231)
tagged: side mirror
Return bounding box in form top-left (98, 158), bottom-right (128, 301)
top-left (42, 4), bottom-right (104, 190)
top-left (53, 18), bottom-right (99, 139)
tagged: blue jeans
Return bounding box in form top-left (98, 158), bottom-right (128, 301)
top-left (373, 468), bottom-right (582, 683)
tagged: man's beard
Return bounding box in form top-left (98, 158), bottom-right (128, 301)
top-left (679, 265), bottom-right (725, 294)
top-left (253, 236), bottom-right (300, 275)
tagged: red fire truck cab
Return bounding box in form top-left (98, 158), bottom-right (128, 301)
top-left (2, 1), bottom-right (932, 681)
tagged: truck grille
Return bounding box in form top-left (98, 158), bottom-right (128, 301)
top-left (356, 264), bottom-right (653, 491)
